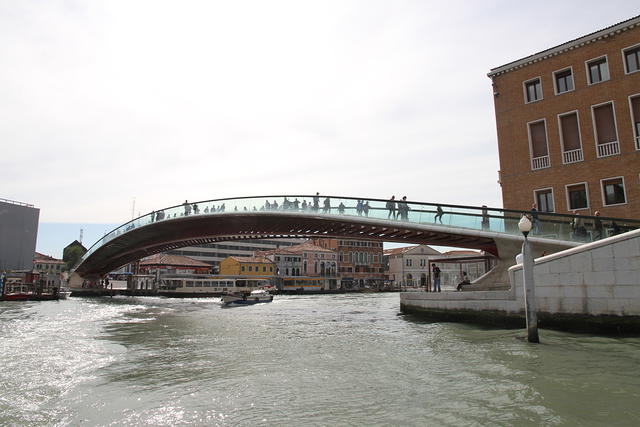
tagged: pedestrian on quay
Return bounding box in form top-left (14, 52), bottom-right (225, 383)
top-left (386, 196), bottom-right (397, 219)
top-left (432, 264), bottom-right (441, 292)
top-left (456, 272), bottom-right (471, 291)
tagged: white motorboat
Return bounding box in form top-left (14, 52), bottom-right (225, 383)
top-left (222, 289), bottom-right (273, 306)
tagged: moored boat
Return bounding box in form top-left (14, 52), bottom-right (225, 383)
top-left (222, 289), bottom-right (273, 306)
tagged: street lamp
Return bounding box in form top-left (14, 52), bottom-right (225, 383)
top-left (518, 215), bottom-right (540, 343)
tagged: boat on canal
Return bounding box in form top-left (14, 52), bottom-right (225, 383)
top-left (222, 289), bottom-right (273, 306)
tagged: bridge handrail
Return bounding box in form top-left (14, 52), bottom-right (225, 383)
top-left (80, 194), bottom-right (640, 262)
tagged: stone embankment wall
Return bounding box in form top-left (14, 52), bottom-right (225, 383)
top-left (400, 230), bottom-right (640, 332)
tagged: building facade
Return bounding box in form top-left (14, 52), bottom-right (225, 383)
top-left (138, 254), bottom-right (212, 275)
top-left (257, 242), bottom-right (337, 277)
top-left (488, 15), bottom-right (640, 219)
top-left (384, 245), bottom-right (441, 287)
top-left (165, 238), bottom-right (306, 272)
top-left (0, 198), bottom-right (39, 271)
top-left (219, 256), bottom-right (276, 276)
top-left (312, 238), bottom-right (384, 288)
top-left (33, 252), bottom-right (65, 288)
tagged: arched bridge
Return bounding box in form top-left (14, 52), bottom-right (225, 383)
top-left (73, 195), bottom-right (640, 287)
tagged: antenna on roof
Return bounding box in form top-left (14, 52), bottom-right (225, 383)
top-left (79, 228), bottom-right (83, 244)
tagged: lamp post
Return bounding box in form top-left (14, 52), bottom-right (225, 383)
top-left (518, 215), bottom-right (540, 343)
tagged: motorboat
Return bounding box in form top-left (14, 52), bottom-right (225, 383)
top-left (222, 289), bottom-right (273, 306)
top-left (57, 287), bottom-right (72, 299)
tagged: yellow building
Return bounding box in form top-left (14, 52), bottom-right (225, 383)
top-left (218, 256), bottom-right (276, 276)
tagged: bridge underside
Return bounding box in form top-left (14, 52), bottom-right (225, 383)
top-left (75, 213), bottom-right (505, 277)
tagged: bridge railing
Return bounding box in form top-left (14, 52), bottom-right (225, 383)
top-left (81, 195), bottom-right (640, 262)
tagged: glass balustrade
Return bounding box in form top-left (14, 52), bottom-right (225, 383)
top-left (80, 195), bottom-right (640, 262)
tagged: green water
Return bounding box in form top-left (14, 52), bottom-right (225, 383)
top-left (1, 293), bottom-right (639, 426)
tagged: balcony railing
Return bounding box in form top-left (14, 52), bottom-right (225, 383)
top-left (562, 148), bottom-right (583, 164)
top-left (531, 155), bottom-right (550, 170)
top-left (597, 141), bottom-right (620, 158)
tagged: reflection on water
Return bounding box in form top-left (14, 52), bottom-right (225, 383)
top-left (1, 294), bottom-right (639, 426)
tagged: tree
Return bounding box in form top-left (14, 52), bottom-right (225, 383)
top-left (63, 245), bottom-right (85, 271)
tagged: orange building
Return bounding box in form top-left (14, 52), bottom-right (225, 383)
top-left (488, 15), bottom-right (640, 219)
top-left (218, 256), bottom-right (275, 276)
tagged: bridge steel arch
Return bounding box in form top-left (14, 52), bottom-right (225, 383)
top-left (72, 195), bottom-right (640, 289)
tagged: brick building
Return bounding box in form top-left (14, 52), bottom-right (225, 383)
top-left (488, 15), bottom-right (640, 219)
top-left (312, 238), bottom-right (384, 288)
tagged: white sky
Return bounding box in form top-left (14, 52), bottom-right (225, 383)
top-left (2, 0), bottom-right (639, 224)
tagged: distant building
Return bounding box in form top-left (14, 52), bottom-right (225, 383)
top-left (165, 238), bottom-right (305, 272)
top-left (33, 252), bottom-right (65, 287)
top-left (219, 256), bottom-right (276, 276)
top-left (138, 254), bottom-right (212, 275)
top-left (258, 242), bottom-right (337, 277)
top-left (384, 245), bottom-right (441, 287)
top-left (312, 238), bottom-right (384, 288)
top-left (0, 198), bottom-right (39, 271)
top-left (488, 15), bottom-right (640, 218)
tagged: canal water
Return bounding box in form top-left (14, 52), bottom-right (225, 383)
top-left (1, 293), bottom-right (639, 426)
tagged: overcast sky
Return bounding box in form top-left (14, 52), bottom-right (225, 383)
top-left (2, 0), bottom-right (639, 227)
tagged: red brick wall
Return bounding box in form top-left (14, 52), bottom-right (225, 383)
top-left (491, 25), bottom-right (640, 219)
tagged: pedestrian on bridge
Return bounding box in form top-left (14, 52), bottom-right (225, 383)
top-left (386, 196), bottom-right (397, 219)
top-left (593, 211), bottom-right (603, 240)
top-left (434, 205), bottom-right (444, 224)
top-left (183, 200), bottom-right (191, 216)
top-left (323, 197), bottom-right (331, 213)
top-left (313, 193), bottom-right (320, 212)
top-left (531, 203), bottom-right (539, 234)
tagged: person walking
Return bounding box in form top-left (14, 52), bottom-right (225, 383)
top-left (363, 201), bottom-right (370, 217)
top-left (386, 196), bottom-right (397, 219)
top-left (313, 193), bottom-right (320, 212)
top-left (593, 210), bottom-right (603, 241)
top-left (432, 264), bottom-right (441, 292)
top-left (183, 200), bottom-right (191, 216)
top-left (323, 197), bottom-right (331, 213)
top-left (434, 205), bottom-right (444, 224)
top-left (530, 203), bottom-right (539, 234)
top-left (481, 205), bottom-right (489, 231)
top-left (399, 196), bottom-right (410, 221)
